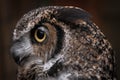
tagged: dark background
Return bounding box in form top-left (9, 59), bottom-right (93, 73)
top-left (0, 0), bottom-right (120, 80)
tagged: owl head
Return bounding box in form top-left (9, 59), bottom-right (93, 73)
top-left (10, 6), bottom-right (115, 80)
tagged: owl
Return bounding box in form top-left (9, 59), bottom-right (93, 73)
top-left (10, 6), bottom-right (116, 80)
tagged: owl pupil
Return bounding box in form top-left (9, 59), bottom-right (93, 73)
top-left (37, 29), bottom-right (45, 39)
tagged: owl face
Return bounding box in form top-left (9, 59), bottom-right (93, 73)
top-left (11, 6), bottom-right (90, 66)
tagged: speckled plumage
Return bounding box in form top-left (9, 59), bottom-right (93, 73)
top-left (10, 6), bottom-right (116, 80)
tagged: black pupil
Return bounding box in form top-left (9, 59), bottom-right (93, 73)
top-left (37, 29), bottom-right (45, 39)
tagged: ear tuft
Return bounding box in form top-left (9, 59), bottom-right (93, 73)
top-left (55, 7), bottom-right (91, 24)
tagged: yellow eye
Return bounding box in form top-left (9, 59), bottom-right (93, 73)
top-left (34, 28), bottom-right (46, 43)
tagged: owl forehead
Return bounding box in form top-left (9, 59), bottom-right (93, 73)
top-left (13, 8), bottom-right (55, 40)
top-left (13, 6), bottom-right (90, 40)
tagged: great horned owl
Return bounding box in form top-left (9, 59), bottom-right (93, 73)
top-left (10, 6), bottom-right (116, 80)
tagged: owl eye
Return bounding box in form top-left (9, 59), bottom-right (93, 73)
top-left (34, 27), bottom-right (47, 43)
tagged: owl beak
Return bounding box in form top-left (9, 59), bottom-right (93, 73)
top-left (10, 42), bottom-right (23, 64)
top-left (10, 37), bottom-right (33, 65)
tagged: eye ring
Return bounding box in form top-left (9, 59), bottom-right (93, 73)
top-left (34, 27), bottom-right (47, 43)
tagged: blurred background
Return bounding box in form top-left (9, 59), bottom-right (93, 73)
top-left (0, 0), bottom-right (120, 80)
